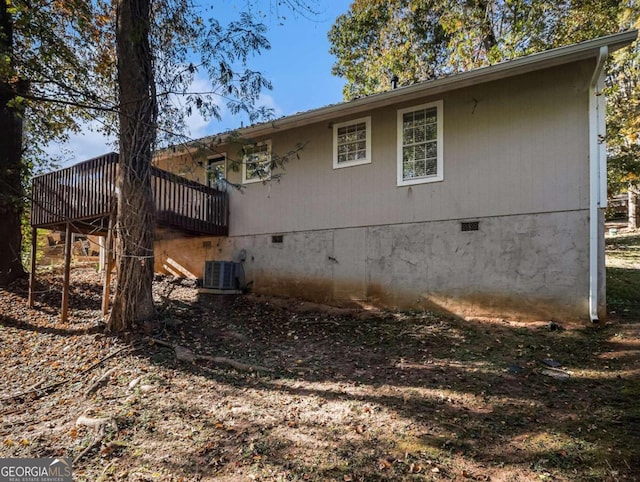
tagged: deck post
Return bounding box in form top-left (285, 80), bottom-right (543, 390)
top-left (28, 227), bottom-right (37, 308)
top-left (98, 236), bottom-right (105, 273)
top-left (61, 222), bottom-right (72, 322)
top-left (102, 214), bottom-right (115, 316)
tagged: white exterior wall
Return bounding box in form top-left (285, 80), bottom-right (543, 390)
top-left (155, 59), bottom-right (601, 320)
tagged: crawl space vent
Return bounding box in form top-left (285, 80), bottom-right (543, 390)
top-left (461, 221), bottom-right (479, 232)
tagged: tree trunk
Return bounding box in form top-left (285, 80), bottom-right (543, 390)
top-left (107, 0), bottom-right (157, 331)
top-left (629, 185), bottom-right (638, 230)
top-left (0, 2), bottom-right (28, 287)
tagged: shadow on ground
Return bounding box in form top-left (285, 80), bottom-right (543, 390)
top-left (125, 288), bottom-right (640, 481)
top-left (4, 268), bottom-right (640, 481)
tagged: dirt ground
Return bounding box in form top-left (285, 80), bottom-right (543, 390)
top-left (1, 264), bottom-right (640, 481)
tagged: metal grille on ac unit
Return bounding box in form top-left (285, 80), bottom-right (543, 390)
top-left (203, 261), bottom-right (238, 290)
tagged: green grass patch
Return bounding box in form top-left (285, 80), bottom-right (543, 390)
top-left (606, 232), bottom-right (640, 248)
top-left (607, 267), bottom-right (640, 316)
top-left (606, 232), bottom-right (640, 317)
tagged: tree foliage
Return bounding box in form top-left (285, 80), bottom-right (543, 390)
top-left (329, 0), bottom-right (625, 99)
top-left (0, 0), bottom-right (104, 286)
top-left (607, 4), bottom-right (640, 197)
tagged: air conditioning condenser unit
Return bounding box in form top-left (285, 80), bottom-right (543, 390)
top-left (202, 261), bottom-right (241, 292)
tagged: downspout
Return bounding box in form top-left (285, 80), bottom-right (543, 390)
top-left (589, 46), bottom-right (608, 322)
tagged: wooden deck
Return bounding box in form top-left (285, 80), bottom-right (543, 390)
top-left (30, 152), bottom-right (229, 236)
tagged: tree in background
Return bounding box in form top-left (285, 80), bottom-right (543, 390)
top-left (0, 0), bottom-right (27, 286)
top-left (327, 0), bottom-right (448, 100)
top-left (607, 5), bottom-right (640, 227)
top-left (329, 0), bottom-right (624, 100)
top-left (0, 0), bottom-right (105, 287)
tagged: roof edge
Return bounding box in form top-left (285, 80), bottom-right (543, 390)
top-left (202, 29), bottom-right (638, 143)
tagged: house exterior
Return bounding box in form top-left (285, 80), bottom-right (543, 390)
top-left (153, 31), bottom-right (637, 322)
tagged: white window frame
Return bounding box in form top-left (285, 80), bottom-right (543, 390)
top-left (242, 140), bottom-right (271, 184)
top-left (397, 100), bottom-right (443, 186)
top-left (333, 116), bottom-right (372, 169)
top-left (207, 154), bottom-right (227, 190)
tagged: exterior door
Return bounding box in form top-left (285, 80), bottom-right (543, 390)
top-left (207, 155), bottom-right (227, 191)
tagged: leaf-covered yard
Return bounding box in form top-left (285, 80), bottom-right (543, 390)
top-left (1, 249), bottom-right (640, 480)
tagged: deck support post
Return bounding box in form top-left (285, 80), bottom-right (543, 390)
top-left (61, 222), bottom-right (72, 322)
top-left (28, 227), bottom-right (37, 308)
top-left (102, 214), bottom-right (115, 316)
top-left (98, 236), bottom-right (105, 273)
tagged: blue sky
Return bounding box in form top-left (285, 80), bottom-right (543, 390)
top-left (53, 0), bottom-right (353, 166)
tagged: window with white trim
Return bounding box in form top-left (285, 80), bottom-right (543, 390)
top-left (397, 100), bottom-right (443, 186)
top-left (333, 116), bottom-right (371, 169)
top-left (242, 140), bottom-right (271, 184)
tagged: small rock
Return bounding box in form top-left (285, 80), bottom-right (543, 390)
top-left (507, 365), bottom-right (523, 375)
top-left (548, 321), bottom-right (563, 331)
top-left (541, 358), bottom-right (562, 368)
top-left (128, 377), bottom-right (142, 390)
top-left (540, 368), bottom-right (570, 379)
top-left (174, 345), bottom-right (196, 363)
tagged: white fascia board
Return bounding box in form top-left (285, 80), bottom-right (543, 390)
top-left (228, 30), bottom-right (637, 140)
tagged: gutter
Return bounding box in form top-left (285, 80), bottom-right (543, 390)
top-left (168, 31), bottom-right (638, 154)
top-left (588, 45), bottom-right (609, 322)
top-left (227, 30), bottom-right (637, 140)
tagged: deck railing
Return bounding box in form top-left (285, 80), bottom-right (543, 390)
top-left (31, 153), bottom-right (118, 229)
top-left (31, 152), bottom-right (229, 236)
top-left (152, 166), bottom-right (229, 236)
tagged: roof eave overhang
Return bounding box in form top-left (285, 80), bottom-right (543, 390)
top-left (207, 29), bottom-right (637, 142)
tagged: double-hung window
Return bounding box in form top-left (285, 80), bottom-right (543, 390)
top-left (242, 140), bottom-right (271, 184)
top-left (397, 100), bottom-right (443, 186)
top-left (333, 116), bottom-right (371, 169)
